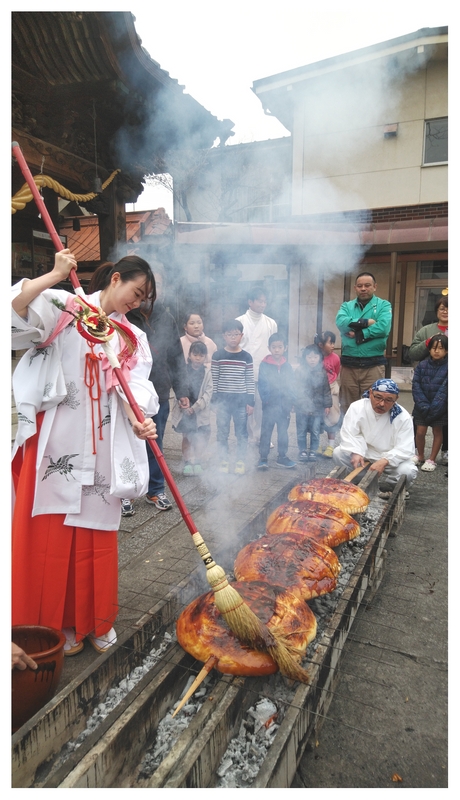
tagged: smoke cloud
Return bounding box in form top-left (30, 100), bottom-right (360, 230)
top-left (108, 27), bottom-right (439, 382)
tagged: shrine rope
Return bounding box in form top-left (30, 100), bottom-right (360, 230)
top-left (11, 170), bottom-right (121, 214)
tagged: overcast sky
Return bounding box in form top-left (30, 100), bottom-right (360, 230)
top-left (130, 0), bottom-right (449, 144)
top-left (125, 0), bottom-right (451, 211)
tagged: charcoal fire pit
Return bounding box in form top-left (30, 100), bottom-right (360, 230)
top-left (12, 466), bottom-right (407, 788)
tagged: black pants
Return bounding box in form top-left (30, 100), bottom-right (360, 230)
top-left (259, 406), bottom-right (290, 460)
top-left (147, 399), bottom-right (170, 496)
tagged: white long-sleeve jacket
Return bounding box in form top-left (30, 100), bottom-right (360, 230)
top-left (12, 283), bottom-right (159, 529)
top-left (236, 309), bottom-right (277, 381)
top-left (338, 398), bottom-right (415, 466)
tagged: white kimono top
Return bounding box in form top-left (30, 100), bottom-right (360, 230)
top-left (236, 309), bottom-right (277, 381)
top-left (338, 398), bottom-right (415, 466)
top-left (12, 283), bottom-right (159, 530)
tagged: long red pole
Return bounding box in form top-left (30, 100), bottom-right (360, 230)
top-left (12, 142), bottom-right (197, 535)
top-left (12, 143), bottom-right (315, 683)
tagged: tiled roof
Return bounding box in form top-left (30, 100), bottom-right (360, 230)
top-left (59, 209), bottom-right (172, 263)
top-left (126, 209), bottom-right (172, 243)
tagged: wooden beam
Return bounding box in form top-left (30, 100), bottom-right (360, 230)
top-left (12, 129), bottom-right (103, 193)
top-left (98, 182), bottom-right (126, 262)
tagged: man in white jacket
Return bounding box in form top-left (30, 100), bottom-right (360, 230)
top-left (332, 378), bottom-right (417, 498)
top-left (237, 286), bottom-right (277, 444)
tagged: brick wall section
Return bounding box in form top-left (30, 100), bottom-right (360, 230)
top-left (369, 203), bottom-right (448, 222)
top-left (295, 203), bottom-right (448, 224)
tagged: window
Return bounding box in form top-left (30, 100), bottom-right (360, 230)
top-left (419, 261), bottom-right (448, 282)
top-left (414, 260), bottom-right (448, 331)
top-left (423, 118), bottom-right (448, 165)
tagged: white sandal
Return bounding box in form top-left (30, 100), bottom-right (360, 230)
top-left (421, 459), bottom-right (436, 472)
top-left (63, 627), bottom-right (84, 656)
top-left (88, 627), bottom-right (117, 653)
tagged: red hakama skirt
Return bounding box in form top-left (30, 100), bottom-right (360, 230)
top-left (12, 413), bottom-right (118, 642)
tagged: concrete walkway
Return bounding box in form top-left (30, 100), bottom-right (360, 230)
top-left (292, 392), bottom-right (449, 789)
top-left (12, 389), bottom-right (449, 789)
top-left (294, 452), bottom-right (448, 788)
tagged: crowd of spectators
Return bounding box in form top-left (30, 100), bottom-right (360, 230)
top-left (11, 260), bottom-right (447, 665)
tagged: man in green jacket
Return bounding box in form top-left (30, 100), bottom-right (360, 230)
top-left (335, 272), bottom-right (392, 414)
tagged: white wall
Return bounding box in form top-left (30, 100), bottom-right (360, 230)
top-left (292, 53), bottom-right (447, 214)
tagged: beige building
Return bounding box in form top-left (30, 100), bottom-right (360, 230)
top-left (253, 28), bottom-right (447, 216)
top-left (171, 27), bottom-right (447, 371)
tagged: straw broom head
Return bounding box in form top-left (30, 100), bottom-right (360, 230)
top-left (192, 532), bottom-right (310, 684)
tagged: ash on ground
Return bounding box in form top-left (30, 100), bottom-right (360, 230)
top-left (53, 495), bottom-right (387, 787)
top-left (137, 670), bottom-right (219, 779)
top-left (53, 632), bottom-right (176, 771)
top-left (217, 697), bottom-right (280, 787)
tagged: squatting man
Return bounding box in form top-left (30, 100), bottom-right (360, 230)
top-left (332, 378), bottom-right (418, 498)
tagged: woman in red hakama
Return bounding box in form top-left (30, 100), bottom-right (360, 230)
top-left (12, 251), bottom-right (158, 654)
top-left (12, 412), bottom-right (118, 643)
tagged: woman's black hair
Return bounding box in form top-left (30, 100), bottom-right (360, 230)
top-left (189, 341), bottom-right (208, 357)
top-left (427, 333), bottom-right (448, 352)
top-left (183, 311), bottom-right (203, 328)
top-left (314, 330), bottom-right (336, 346)
top-left (88, 255), bottom-right (156, 316)
top-left (301, 343), bottom-right (323, 361)
top-left (434, 295), bottom-right (448, 311)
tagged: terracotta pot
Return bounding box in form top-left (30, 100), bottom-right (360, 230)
top-left (12, 625), bottom-right (66, 733)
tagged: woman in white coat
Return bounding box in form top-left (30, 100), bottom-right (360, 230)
top-left (12, 250), bottom-right (158, 655)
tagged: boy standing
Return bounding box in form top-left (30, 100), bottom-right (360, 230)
top-left (257, 333), bottom-right (296, 470)
top-left (211, 320), bottom-right (255, 474)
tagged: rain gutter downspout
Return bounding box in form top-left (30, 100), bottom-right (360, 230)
top-left (316, 271), bottom-right (324, 339)
top-left (396, 261), bottom-right (408, 367)
top-left (385, 250), bottom-right (398, 378)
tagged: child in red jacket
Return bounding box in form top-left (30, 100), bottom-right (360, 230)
top-left (316, 331), bottom-right (342, 457)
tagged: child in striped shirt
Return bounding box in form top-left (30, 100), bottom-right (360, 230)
top-left (211, 319), bottom-right (255, 475)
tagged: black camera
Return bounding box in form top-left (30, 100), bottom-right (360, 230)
top-left (348, 320), bottom-right (368, 331)
top-left (348, 320), bottom-right (367, 345)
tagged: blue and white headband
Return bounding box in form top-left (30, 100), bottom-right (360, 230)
top-left (362, 379), bottom-right (402, 422)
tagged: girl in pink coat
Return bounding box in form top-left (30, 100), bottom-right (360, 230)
top-left (180, 312), bottom-right (217, 367)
